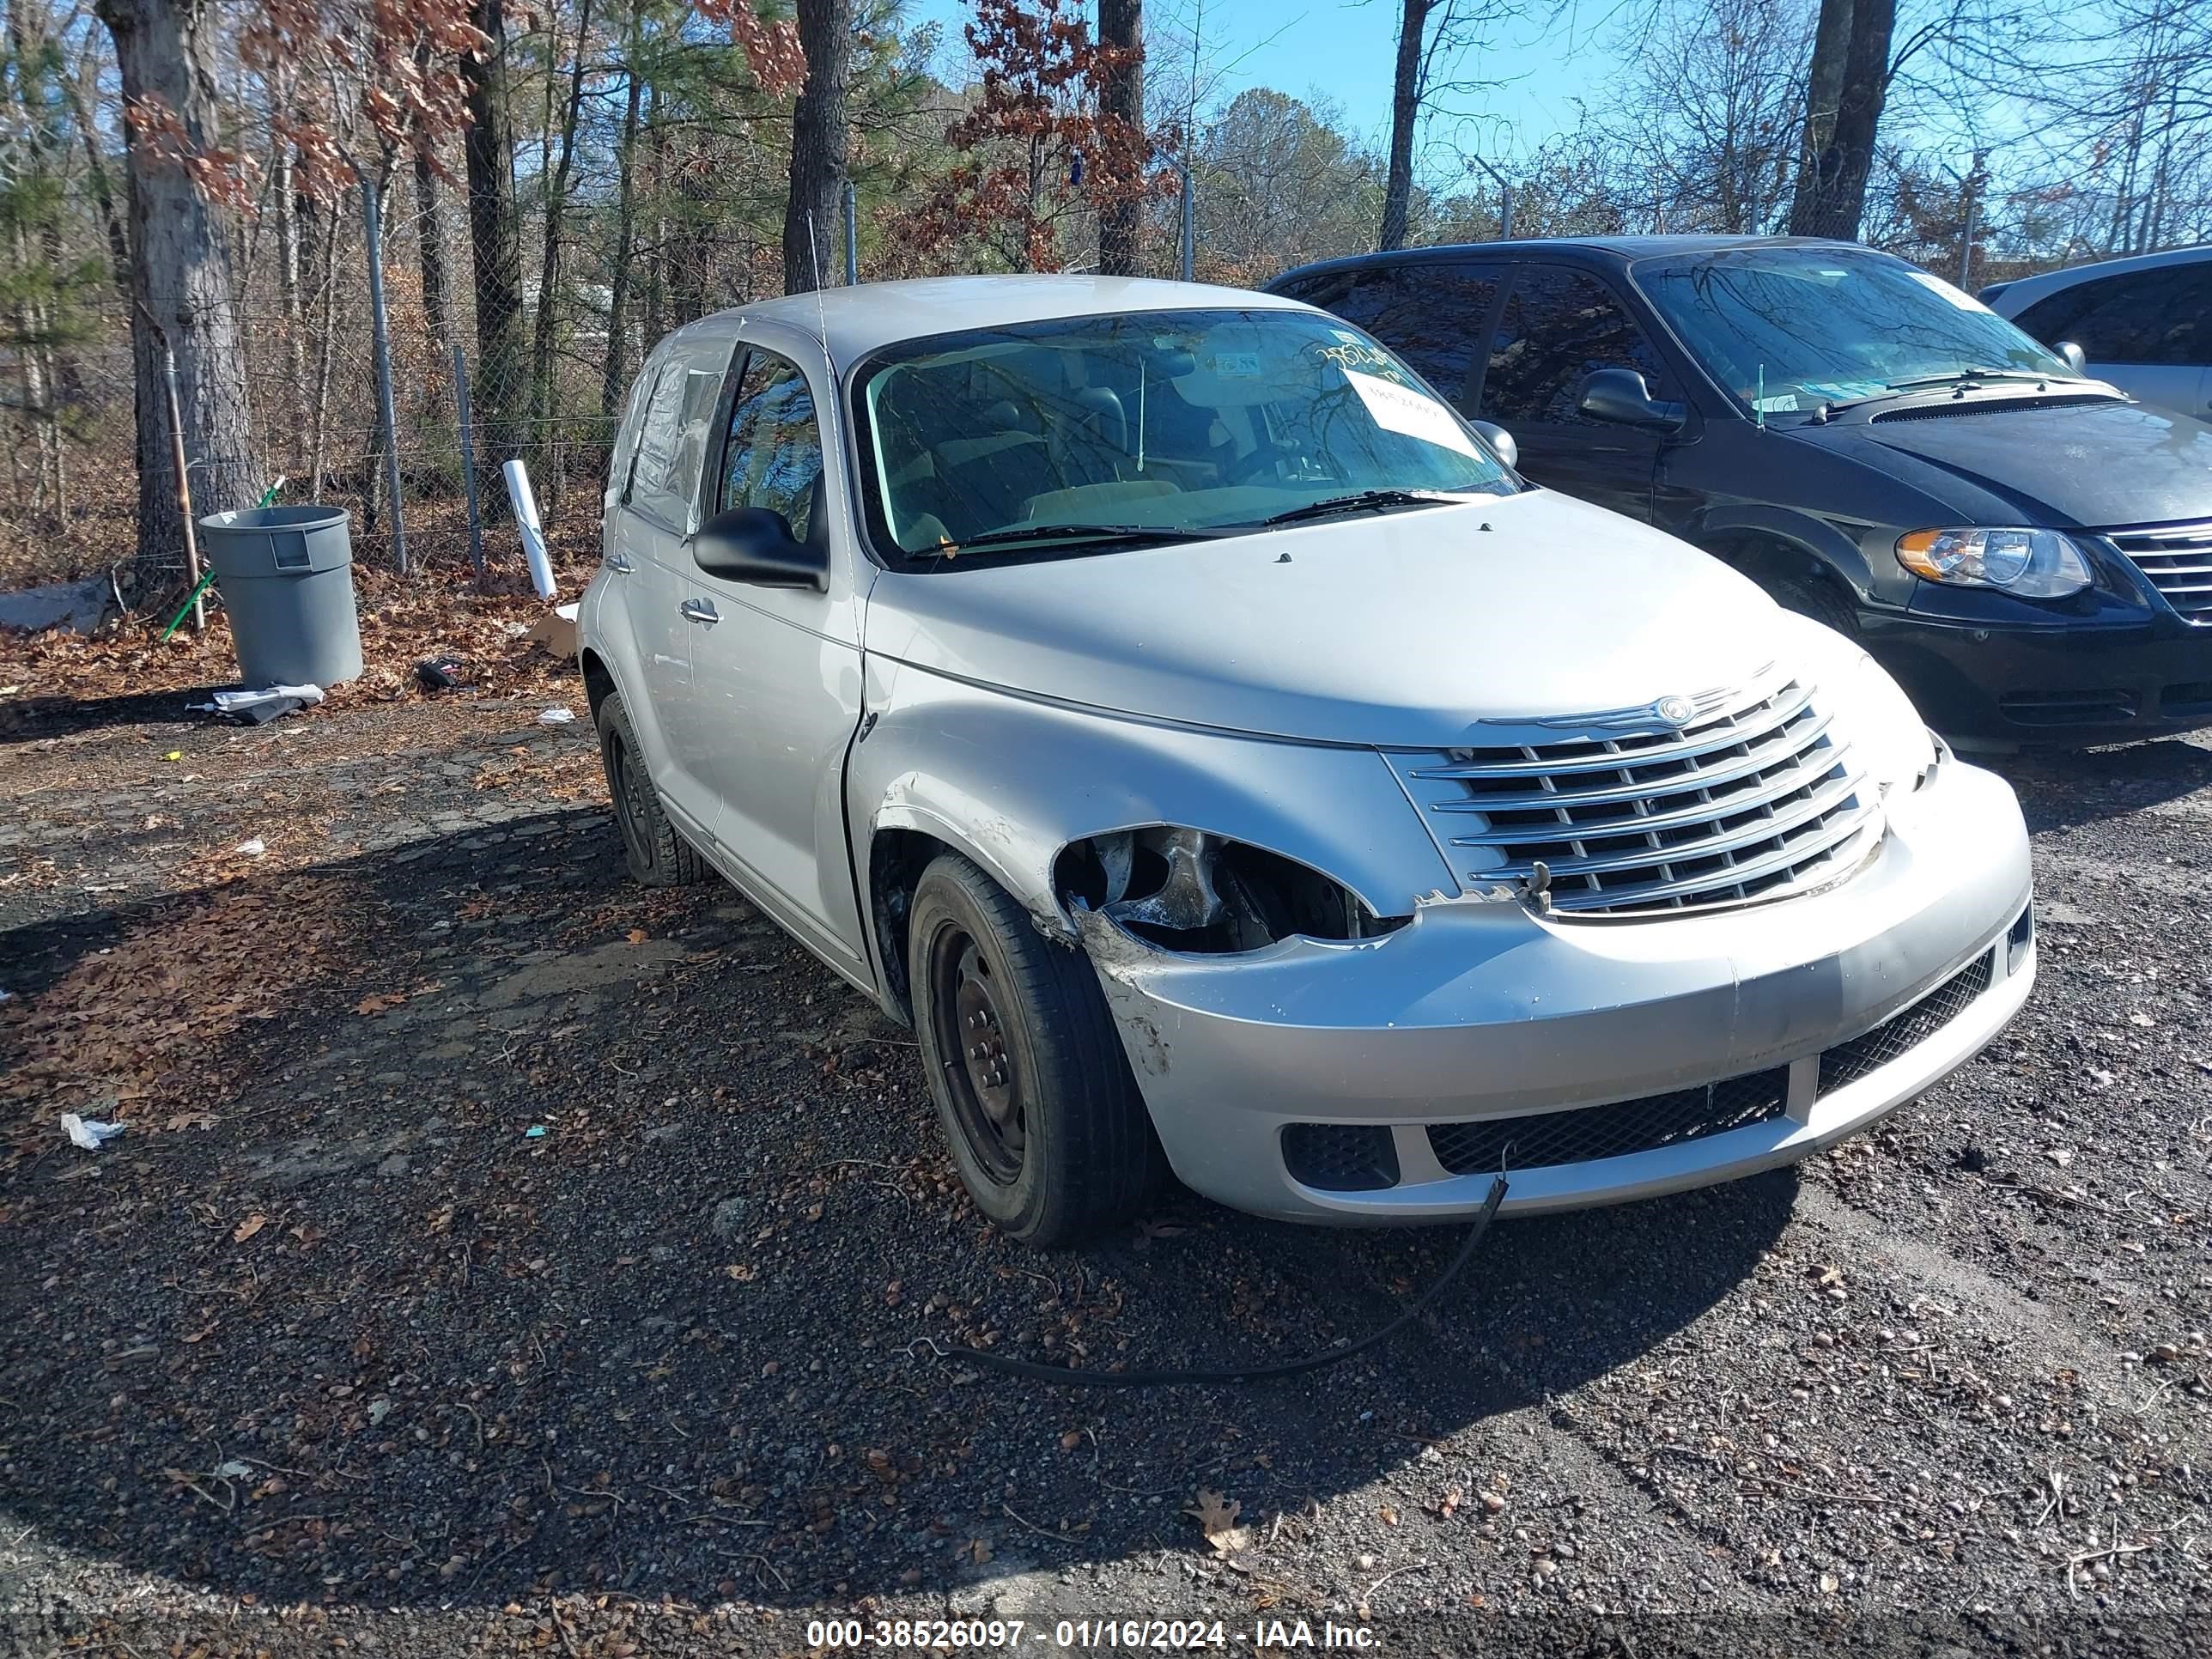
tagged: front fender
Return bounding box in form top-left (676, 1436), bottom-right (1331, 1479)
top-left (848, 658), bottom-right (1461, 949)
top-left (577, 567), bottom-right (679, 776)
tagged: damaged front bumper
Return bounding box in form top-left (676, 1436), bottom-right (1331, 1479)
top-left (1080, 757), bottom-right (2033, 1223)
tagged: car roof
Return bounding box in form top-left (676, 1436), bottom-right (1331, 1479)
top-left (1269, 234), bottom-right (1875, 290)
top-left (1984, 243), bottom-right (2212, 314)
top-left (667, 276), bottom-right (1311, 367)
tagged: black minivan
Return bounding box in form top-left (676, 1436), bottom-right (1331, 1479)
top-left (1272, 236), bottom-right (2212, 747)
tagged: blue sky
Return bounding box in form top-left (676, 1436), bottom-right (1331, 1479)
top-left (908, 0), bottom-right (1626, 170)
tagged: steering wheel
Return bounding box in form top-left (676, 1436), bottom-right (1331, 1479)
top-left (1223, 447), bottom-right (1284, 486)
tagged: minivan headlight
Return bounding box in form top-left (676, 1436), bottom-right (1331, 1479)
top-left (1842, 651), bottom-right (1937, 794)
top-left (1894, 526), bottom-right (2091, 599)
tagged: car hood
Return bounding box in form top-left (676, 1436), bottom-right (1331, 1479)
top-left (1790, 395), bottom-right (2212, 528)
top-left (861, 491), bottom-right (1788, 749)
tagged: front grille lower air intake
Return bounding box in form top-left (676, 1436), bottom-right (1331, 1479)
top-left (1391, 675), bottom-right (1880, 915)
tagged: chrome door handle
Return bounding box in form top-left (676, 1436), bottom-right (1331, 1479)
top-left (605, 551), bottom-right (635, 574)
top-left (679, 598), bottom-right (720, 625)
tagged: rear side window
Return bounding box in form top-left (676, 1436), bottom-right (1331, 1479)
top-left (628, 349), bottom-right (729, 528)
top-left (1481, 267), bottom-right (1669, 425)
top-left (1306, 263), bottom-right (1501, 410)
top-left (2012, 264), bottom-right (2212, 367)
top-left (719, 350), bottom-right (823, 541)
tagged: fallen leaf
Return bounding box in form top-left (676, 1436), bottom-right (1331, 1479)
top-left (163, 1111), bottom-right (218, 1132)
top-left (354, 992), bottom-right (402, 1015)
top-left (626, 928), bottom-right (649, 945)
top-left (963, 1536), bottom-right (993, 1566)
top-left (2046, 1147), bottom-right (2075, 1169)
top-left (232, 1213), bottom-right (267, 1243)
top-left (1378, 1503), bottom-right (1400, 1526)
top-left (1818, 1571), bottom-right (1840, 1594)
top-left (724, 1263), bottom-right (757, 1282)
top-left (1183, 1488), bottom-right (1251, 1556)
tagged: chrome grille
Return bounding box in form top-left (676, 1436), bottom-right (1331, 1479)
top-left (1393, 676), bottom-right (1880, 915)
top-left (2106, 520), bottom-right (2212, 623)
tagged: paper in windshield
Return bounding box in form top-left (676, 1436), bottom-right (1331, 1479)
top-left (1342, 368), bottom-right (1481, 459)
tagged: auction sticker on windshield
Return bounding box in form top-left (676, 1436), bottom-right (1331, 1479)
top-left (1342, 368), bottom-right (1480, 459)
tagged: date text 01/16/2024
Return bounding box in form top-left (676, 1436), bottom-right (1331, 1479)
top-left (802, 1618), bottom-right (1382, 1650)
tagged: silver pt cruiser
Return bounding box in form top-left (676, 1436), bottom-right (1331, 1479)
top-left (580, 276), bottom-right (2036, 1246)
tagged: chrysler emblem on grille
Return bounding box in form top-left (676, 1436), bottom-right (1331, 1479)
top-left (1653, 695), bottom-right (1697, 727)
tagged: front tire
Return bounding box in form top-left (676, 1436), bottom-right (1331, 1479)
top-left (908, 853), bottom-right (1156, 1246)
top-left (596, 689), bottom-right (708, 887)
top-left (1763, 562), bottom-right (1862, 639)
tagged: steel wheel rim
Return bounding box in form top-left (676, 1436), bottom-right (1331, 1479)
top-left (927, 921), bottom-right (1024, 1186)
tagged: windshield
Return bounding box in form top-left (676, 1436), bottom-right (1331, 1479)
top-left (1632, 247), bottom-right (2076, 417)
top-left (852, 307), bottom-right (1516, 562)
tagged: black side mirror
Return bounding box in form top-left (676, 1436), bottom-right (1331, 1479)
top-left (1468, 420), bottom-right (1518, 471)
top-left (1576, 368), bottom-right (1687, 432)
top-left (2056, 340), bottom-right (2087, 375)
top-left (690, 506), bottom-right (828, 591)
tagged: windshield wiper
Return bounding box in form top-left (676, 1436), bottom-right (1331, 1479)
top-left (915, 522), bottom-right (1228, 559)
top-left (1820, 368), bottom-right (2063, 417)
top-left (1255, 489), bottom-right (1461, 528)
top-left (1881, 368), bottom-right (2051, 392)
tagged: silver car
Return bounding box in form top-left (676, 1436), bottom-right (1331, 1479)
top-left (580, 276), bottom-right (2036, 1246)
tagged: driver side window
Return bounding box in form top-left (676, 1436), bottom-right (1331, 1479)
top-left (1481, 267), bottom-right (1668, 426)
top-left (720, 349), bottom-right (823, 541)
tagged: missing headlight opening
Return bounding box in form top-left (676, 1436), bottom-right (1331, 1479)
top-left (1056, 827), bottom-right (1412, 951)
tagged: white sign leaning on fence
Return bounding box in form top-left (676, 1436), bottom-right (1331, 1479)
top-left (502, 459), bottom-right (559, 601)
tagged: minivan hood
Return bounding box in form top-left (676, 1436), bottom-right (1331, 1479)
top-left (1791, 396), bottom-right (2212, 528)
top-left (863, 492), bottom-right (1786, 748)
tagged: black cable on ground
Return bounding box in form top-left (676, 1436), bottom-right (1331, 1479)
top-left (915, 1175), bottom-right (1508, 1389)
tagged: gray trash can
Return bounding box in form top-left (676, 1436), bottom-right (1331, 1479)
top-left (198, 505), bottom-right (364, 688)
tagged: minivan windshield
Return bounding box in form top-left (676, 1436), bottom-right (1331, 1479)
top-left (853, 307), bottom-right (1516, 562)
top-left (1632, 246), bottom-right (2076, 418)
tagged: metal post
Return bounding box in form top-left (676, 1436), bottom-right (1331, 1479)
top-left (1466, 155), bottom-right (1513, 240)
top-left (359, 176), bottom-right (408, 574)
top-left (160, 344), bottom-right (204, 633)
top-left (452, 338), bottom-right (486, 583)
top-left (843, 179), bottom-right (859, 285)
top-left (1179, 165), bottom-right (1195, 282)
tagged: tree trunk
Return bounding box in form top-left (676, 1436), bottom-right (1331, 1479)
top-left (642, 85), bottom-right (665, 344)
top-left (1789, 0), bottom-right (1890, 240)
top-left (1378, 0), bottom-right (1430, 252)
top-left (532, 0), bottom-right (594, 439)
top-left (1097, 0), bottom-right (1144, 275)
top-left (461, 0), bottom-right (526, 467)
top-left (783, 0), bottom-right (852, 295)
top-left (602, 6), bottom-right (645, 417)
top-left (60, 65), bottom-right (132, 299)
top-left (94, 0), bottom-right (259, 586)
top-left (1789, 0), bottom-right (1851, 233)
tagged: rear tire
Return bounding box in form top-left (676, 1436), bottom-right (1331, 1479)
top-left (908, 853), bottom-right (1157, 1246)
top-left (597, 689), bottom-right (709, 887)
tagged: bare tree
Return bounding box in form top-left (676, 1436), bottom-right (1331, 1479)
top-left (1602, 0), bottom-right (1811, 234)
top-left (1378, 0), bottom-right (1515, 252)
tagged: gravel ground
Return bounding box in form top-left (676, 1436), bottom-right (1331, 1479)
top-left (1, 688), bottom-right (2208, 1657)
